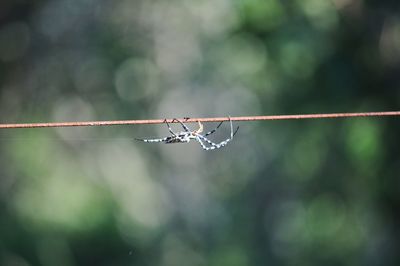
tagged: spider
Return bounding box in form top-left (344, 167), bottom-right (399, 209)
top-left (135, 117), bottom-right (239, 150)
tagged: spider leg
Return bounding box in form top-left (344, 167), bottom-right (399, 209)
top-left (227, 116), bottom-right (240, 138)
top-left (164, 119), bottom-right (179, 136)
top-left (195, 136), bottom-right (216, 151)
top-left (135, 136), bottom-right (170, 143)
top-left (233, 126), bottom-right (240, 137)
top-left (228, 116), bottom-right (233, 138)
top-left (195, 119), bottom-right (239, 150)
top-left (204, 121), bottom-right (223, 137)
top-left (203, 118), bottom-right (239, 137)
top-left (197, 134), bottom-right (231, 149)
top-left (171, 118), bottom-right (191, 132)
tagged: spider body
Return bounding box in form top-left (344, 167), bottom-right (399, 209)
top-left (164, 132), bottom-right (193, 144)
top-left (135, 117), bottom-right (238, 150)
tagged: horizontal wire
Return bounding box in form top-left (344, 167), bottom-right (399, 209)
top-left (0, 111), bottom-right (399, 129)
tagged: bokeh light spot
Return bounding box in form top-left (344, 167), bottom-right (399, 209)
top-left (345, 120), bottom-right (382, 169)
top-left (115, 58), bottom-right (159, 102)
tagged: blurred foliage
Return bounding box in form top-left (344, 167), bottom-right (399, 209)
top-left (0, 0), bottom-right (400, 265)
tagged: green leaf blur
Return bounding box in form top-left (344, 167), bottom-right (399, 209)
top-left (0, 1), bottom-right (399, 265)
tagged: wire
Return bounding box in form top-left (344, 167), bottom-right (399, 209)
top-left (0, 111), bottom-right (399, 129)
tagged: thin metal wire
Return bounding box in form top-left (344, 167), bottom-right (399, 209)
top-left (0, 111), bottom-right (399, 129)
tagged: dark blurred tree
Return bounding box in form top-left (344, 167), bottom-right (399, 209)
top-left (0, 1), bottom-right (399, 266)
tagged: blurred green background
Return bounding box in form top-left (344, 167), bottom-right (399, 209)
top-left (1, 0), bottom-right (400, 265)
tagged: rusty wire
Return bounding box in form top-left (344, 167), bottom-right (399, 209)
top-left (0, 111), bottom-right (399, 129)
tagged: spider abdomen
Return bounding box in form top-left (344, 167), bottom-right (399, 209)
top-left (165, 132), bottom-right (192, 144)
